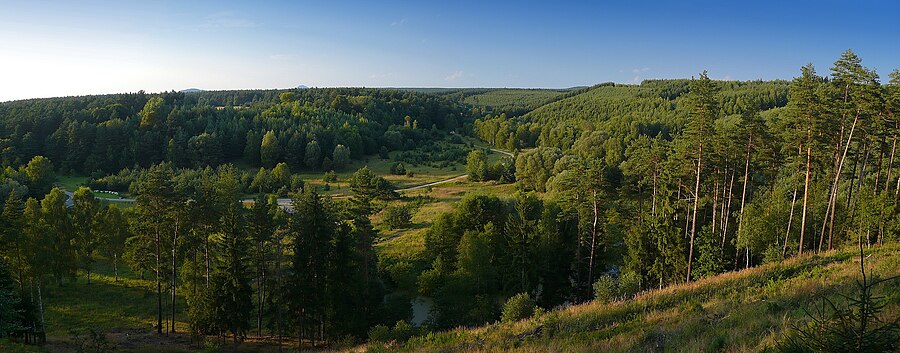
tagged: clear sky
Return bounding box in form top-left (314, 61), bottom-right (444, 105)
top-left (1, 0), bottom-right (898, 101)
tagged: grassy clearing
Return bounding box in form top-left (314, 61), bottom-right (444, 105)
top-left (42, 259), bottom-right (185, 338)
top-left (361, 243), bottom-right (900, 353)
top-left (54, 175), bottom-right (87, 191)
top-left (375, 180), bottom-right (517, 265)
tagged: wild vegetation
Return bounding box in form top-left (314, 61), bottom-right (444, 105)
top-left (1, 49), bottom-right (899, 352)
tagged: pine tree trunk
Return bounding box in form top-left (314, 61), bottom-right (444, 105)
top-left (784, 189), bottom-right (798, 257)
top-left (588, 193), bottom-right (599, 286)
top-left (873, 135), bottom-right (885, 191)
top-left (687, 142), bottom-right (702, 283)
top-left (885, 136), bottom-right (896, 194)
top-left (205, 232), bottom-right (210, 288)
top-left (736, 134), bottom-right (752, 267)
top-left (799, 128), bottom-right (812, 256)
top-left (722, 171), bottom-right (735, 251)
top-left (821, 114), bottom-right (858, 251)
top-left (171, 222), bottom-right (178, 333)
top-left (37, 281), bottom-right (46, 343)
top-left (712, 174), bottom-right (719, 232)
top-left (114, 253), bottom-right (119, 283)
top-left (652, 167), bottom-right (658, 216)
top-left (156, 227), bottom-right (163, 334)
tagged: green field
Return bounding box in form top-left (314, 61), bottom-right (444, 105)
top-left (54, 175), bottom-right (88, 191)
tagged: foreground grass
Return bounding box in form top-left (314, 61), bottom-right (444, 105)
top-left (362, 243), bottom-right (900, 353)
top-left (0, 339), bottom-right (48, 353)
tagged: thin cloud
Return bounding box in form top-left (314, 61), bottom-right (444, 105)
top-left (445, 70), bottom-right (463, 82)
top-left (197, 12), bottom-right (257, 29)
top-left (391, 18), bottom-right (408, 26)
top-left (631, 67), bottom-right (650, 83)
top-left (369, 73), bottom-right (393, 79)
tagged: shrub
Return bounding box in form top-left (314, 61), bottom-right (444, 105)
top-left (619, 271), bottom-right (642, 299)
top-left (383, 204), bottom-right (413, 230)
top-left (501, 292), bottom-right (536, 323)
top-left (593, 275), bottom-right (617, 304)
top-left (774, 245), bottom-right (900, 352)
top-left (368, 324), bottom-right (391, 343)
top-left (390, 162), bottom-right (407, 175)
top-left (323, 170), bottom-right (337, 183)
top-left (392, 320), bottom-right (415, 342)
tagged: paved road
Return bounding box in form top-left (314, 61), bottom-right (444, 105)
top-left (396, 174), bottom-right (468, 192)
top-left (64, 148), bottom-right (507, 209)
top-left (490, 148), bottom-right (514, 157)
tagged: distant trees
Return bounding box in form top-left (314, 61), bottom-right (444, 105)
top-left (332, 144), bottom-right (351, 171)
top-left (260, 131), bottom-right (280, 168)
top-left (0, 88), bottom-right (473, 174)
top-left (466, 150), bottom-right (488, 181)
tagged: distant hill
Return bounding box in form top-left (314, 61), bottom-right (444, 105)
top-left (179, 88), bottom-right (205, 93)
top-left (297, 85), bottom-right (309, 89)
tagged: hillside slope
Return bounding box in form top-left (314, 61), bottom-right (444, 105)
top-left (361, 243), bottom-right (900, 353)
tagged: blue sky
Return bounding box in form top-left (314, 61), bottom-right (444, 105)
top-left (1, 0), bottom-right (898, 101)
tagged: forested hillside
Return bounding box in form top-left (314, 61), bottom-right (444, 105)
top-left (0, 88), bottom-right (471, 175)
top-left (1, 49), bottom-right (899, 353)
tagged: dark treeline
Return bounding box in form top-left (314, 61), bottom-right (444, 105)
top-left (0, 88), bottom-right (472, 176)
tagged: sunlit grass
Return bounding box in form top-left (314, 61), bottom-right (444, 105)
top-left (358, 243), bottom-right (900, 353)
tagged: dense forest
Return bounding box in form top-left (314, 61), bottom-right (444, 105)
top-left (0, 88), bottom-right (471, 176)
top-left (1, 49), bottom-right (898, 352)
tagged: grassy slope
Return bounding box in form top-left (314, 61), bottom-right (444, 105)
top-left (361, 243), bottom-right (900, 353)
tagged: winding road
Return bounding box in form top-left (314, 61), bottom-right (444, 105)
top-left (64, 174), bottom-right (471, 208)
top-left (65, 147), bottom-right (510, 208)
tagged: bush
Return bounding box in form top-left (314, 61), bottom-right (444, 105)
top-left (323, 170), bottom-right (337, 183)
top-left (593, 275), bottom-right (617, 304)
top-left (368, 324), bottom-right (391, 343)
top-left (774, 245), bottom-right (900, 352)
top-left (383, 204), bottom-right (413, 230)
top-left (619, 271), bottom-right (642, 299)
top-left (501, 292), bottom-right (536, 323)
top-left (392, 320), bottom-right (415, 341)
top-left (390, 162), bottom-right (406, 175)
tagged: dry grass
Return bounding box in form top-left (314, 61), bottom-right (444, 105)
top-left (360, 243), bottom-right (900, 353)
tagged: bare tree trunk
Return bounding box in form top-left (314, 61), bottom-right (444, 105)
top-left (784, 189), bottom-right (798, 257)
top-left (799, 126), bottom-right (812, 256)
top-left (156, 228), bottom-right (163, 334)
top-left (821, 114), bottom-right (859, 251)
top-left (276, 230), bottom-right (284, 353)
top-left (712, 174), bottom-right (719, 232)
top-left (735, 134), bottom-right (752, 266)
top-left (722, 171), bottom-right (735, 251)
top-left (171, 222), bottom-right (178, 333)
top-left (588, 192), bottom-right (599, 287)
top-left (687, 143), bottom-right (702, 283)
top-left (885, 136), bottom-right (896, 194)
top-left (205, 231), bottom-right (210, 288)
top-left (652, 166), bottom-right (658, 216)
top-left (873, 135), bottom-right (885, 191)
top-left (37, 281), bottom-right (46, 343)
